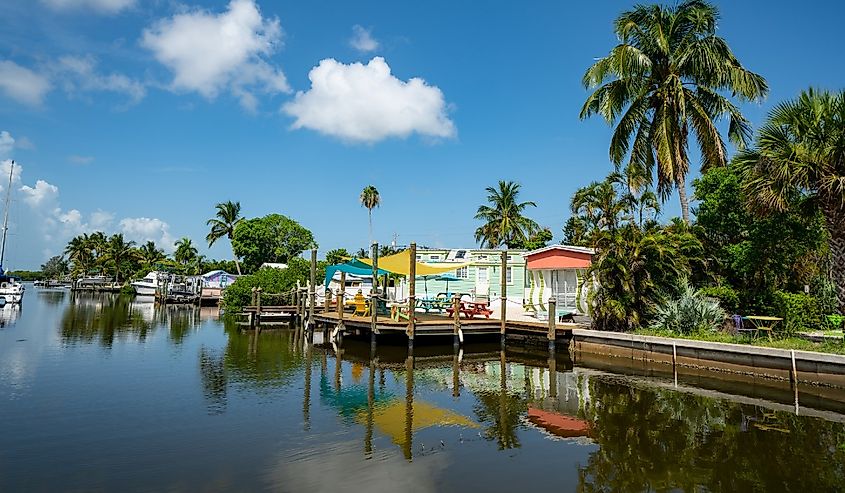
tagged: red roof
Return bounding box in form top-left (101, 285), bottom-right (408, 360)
top-left (525, 245), bottom-right (593, 270)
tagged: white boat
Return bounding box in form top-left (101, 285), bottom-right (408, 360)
top-left (131, 271), bottom-right (165, 296)
top-left (0, 161), bottom-right (23, 305)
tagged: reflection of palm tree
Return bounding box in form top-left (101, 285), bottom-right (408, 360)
top-left (199, 347), bottom-right (227, 415)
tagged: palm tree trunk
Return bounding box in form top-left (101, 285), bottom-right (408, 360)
top-left (231, 245), bottom-right (242, 275)
top-left (368, 210), bottom-right (373, 247)
top-left (824, 203), bottom-right (845, 313)
top-left (677, 179), bottom-right (690, 224)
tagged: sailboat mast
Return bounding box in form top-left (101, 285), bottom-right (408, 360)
top-left (0, 160), bottom-right (13, 271)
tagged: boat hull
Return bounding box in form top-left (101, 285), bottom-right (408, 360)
top-left (132, 283), bottom-right (157, 296)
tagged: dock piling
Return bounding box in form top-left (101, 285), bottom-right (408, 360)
top-left (371, 242), bottom-right (379, 352)
top-left (407, 242), bottom-right (416, 351)
top-left (548, 297), bottom-right (556, 352)
top-left (500, 250), bottom-right (507, 347)
top-left (309, 248), bottom-right (317, 331)
top-left (453, 294), bottom-right (461, 348)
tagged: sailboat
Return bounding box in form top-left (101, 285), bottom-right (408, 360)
top-left (0, 160), bottom-right (24, 304)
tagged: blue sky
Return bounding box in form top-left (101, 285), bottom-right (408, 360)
top-left (0, 0), bottom-right (843, 269)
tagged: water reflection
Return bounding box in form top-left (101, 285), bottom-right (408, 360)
top-left (59, 293), bottom-right (205, 346)
top-left (0, 304), bottom-right (21, 328)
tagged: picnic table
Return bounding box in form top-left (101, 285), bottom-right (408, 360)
top-left (416, 298), bottom-right (451, 313)
top-left (446, 301), bottom-right (493, 319)
top-left (744, 315), bottom-right (783, 341)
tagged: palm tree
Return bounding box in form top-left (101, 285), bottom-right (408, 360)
top-left (100, 234), bottom-right (137, 282)
top-left (736, 88), bottom-right (845, 311)
top-left (475, 181), bottom-right (540, 248)
top-left (65, 233), bottom-right (94, 275)
top-left (138, 241), bottom-right (166, 269)
top-left (580, 0), bottom-right (767, 223)
top-left (89, 231), bottom-right (108, 273)
top-left (174, 237), bottom-right (198, 271)
top-left (360, 185), bottom-right (380, 246)
top-left (206, 200), bottom-right (243, 275)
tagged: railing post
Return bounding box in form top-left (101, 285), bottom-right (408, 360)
top-left (548, 297), bottom-right (556, 352)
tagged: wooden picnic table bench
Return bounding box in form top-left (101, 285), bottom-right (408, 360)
top-left (446, 301), bottom-right (493, 319)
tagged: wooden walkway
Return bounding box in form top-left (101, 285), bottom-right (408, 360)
top-left (311, 311), bottom-right (581, 344)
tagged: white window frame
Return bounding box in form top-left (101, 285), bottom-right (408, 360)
top-left (477, 267), bottom-right (489, 283)
top-left (455, 267), bottom-right (468, 279)
top-left (505, 266), bottom-right (513, 285)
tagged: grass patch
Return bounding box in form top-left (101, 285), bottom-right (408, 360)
top-left (635, 328), bottom-right (845, 355)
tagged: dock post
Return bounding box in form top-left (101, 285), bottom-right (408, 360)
top-left (407, 242), bottom-right (416, 352)
top-left (500, 250), bottom-right (507, 347)
top-left (452, 294), bottom-right (461, 348)
top-left (293, 287), bottom-right (300, 320)
top-left (255, 287), bottom-right (262, 332)
top-left (324, 288), bottom-right (331, 314)
top-left (309, 248), bottom-right (317, 332)
top-left (371, 242), bottom-right (379, 353)
top-left (547, 297), bottom-right (556, 352)
top-left (336, 271), bottom-right (346, 340)
top-left (548, 351), bottom-right (557, 401)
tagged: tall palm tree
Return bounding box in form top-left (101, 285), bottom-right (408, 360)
top-left (174, 237), bottom-right (198, 271)
top-left (206, 200), bottom-right (243, 275)
top-left (580, 0), bottom-right (767, 223)
top-left (474, 181), bottom-right (540, 248)
top-left (360, 185), bottom-right (380, 246)
top-left (736, 88), bottom-right (845, 311)
top-left (138, 241), bottom-right (166, 270)
top-left (89, 231), bottom-right (108, 273)
top-left (100, 234), bottom-right (137, 282)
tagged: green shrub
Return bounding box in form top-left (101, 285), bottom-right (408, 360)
top-left (222, 257), bottom-right (310, 310)
top-left (825, 314), bottom-right (845, 331)
top-left (651, 281), bottom-right (726, 334)
top-left (700, 285), bottom-right (740, 314)
top-left (771, 291), bottom-right (823, 335)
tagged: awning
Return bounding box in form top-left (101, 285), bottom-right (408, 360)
top-left (357, 249), bottom-right (469, 276)
top-left (324, 261), bottom-right (389, 287)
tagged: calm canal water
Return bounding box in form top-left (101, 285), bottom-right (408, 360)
top-left (2, 287), bottom-right (845, 492)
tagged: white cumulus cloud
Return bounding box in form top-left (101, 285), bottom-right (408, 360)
top-left (119, 217), bottom-right (176, 252)
top-left (141, 0), bottom-right (289, 111)
top-left (41, 0), bottom-right (135, 14)
top-left (283, 57), bottom-right (456, 143)
top-left (349, 25), bottom-right (379, 53)
top-left (68, 155), bottom-right (94, 165)
top-left (20, 180), bottom-right (59, 207)
top-left (56, 55), bottom-right (146, 105)
top-left (0, 60), bottom-right (51, 106)
top-left (0, 131), bottom-right (14, 158)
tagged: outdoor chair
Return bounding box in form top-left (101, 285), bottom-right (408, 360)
top-left (733, 314), bottom-right (756, 337)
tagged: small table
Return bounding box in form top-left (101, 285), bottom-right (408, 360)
top-left (744, 316), bottom-right (783, 341)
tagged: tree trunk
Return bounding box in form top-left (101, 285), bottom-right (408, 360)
top-left (231, 244), bottom-right (242, 275)
top-left (677, 178), bottom-right (690, 224)
top-left (368, 210), bottom-right (373, 247)
top-left (824, 202), bottom-right (845, 314)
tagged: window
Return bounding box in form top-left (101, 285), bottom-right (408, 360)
top-left (506, 267), bottom-right (513, 284)
top-left (476, 254), bottom-right (488, 261)
top-left (455, 267), bottom-right (468, 279)
top-left (477, 267), bottom-right (489, 283)
top-left (455, 250), bottom-right (466, 259)
top-left (430, 255), bottom-right (440, 260)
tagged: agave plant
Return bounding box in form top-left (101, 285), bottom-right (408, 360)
top-left (651, 279), bottom-right (726, 334)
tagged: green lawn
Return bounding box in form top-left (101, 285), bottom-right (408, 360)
top-left (635, 328), bottom-right (845, 355)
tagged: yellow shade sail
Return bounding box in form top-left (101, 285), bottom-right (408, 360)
top-left (357, 249), bottom-right (469, 276)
